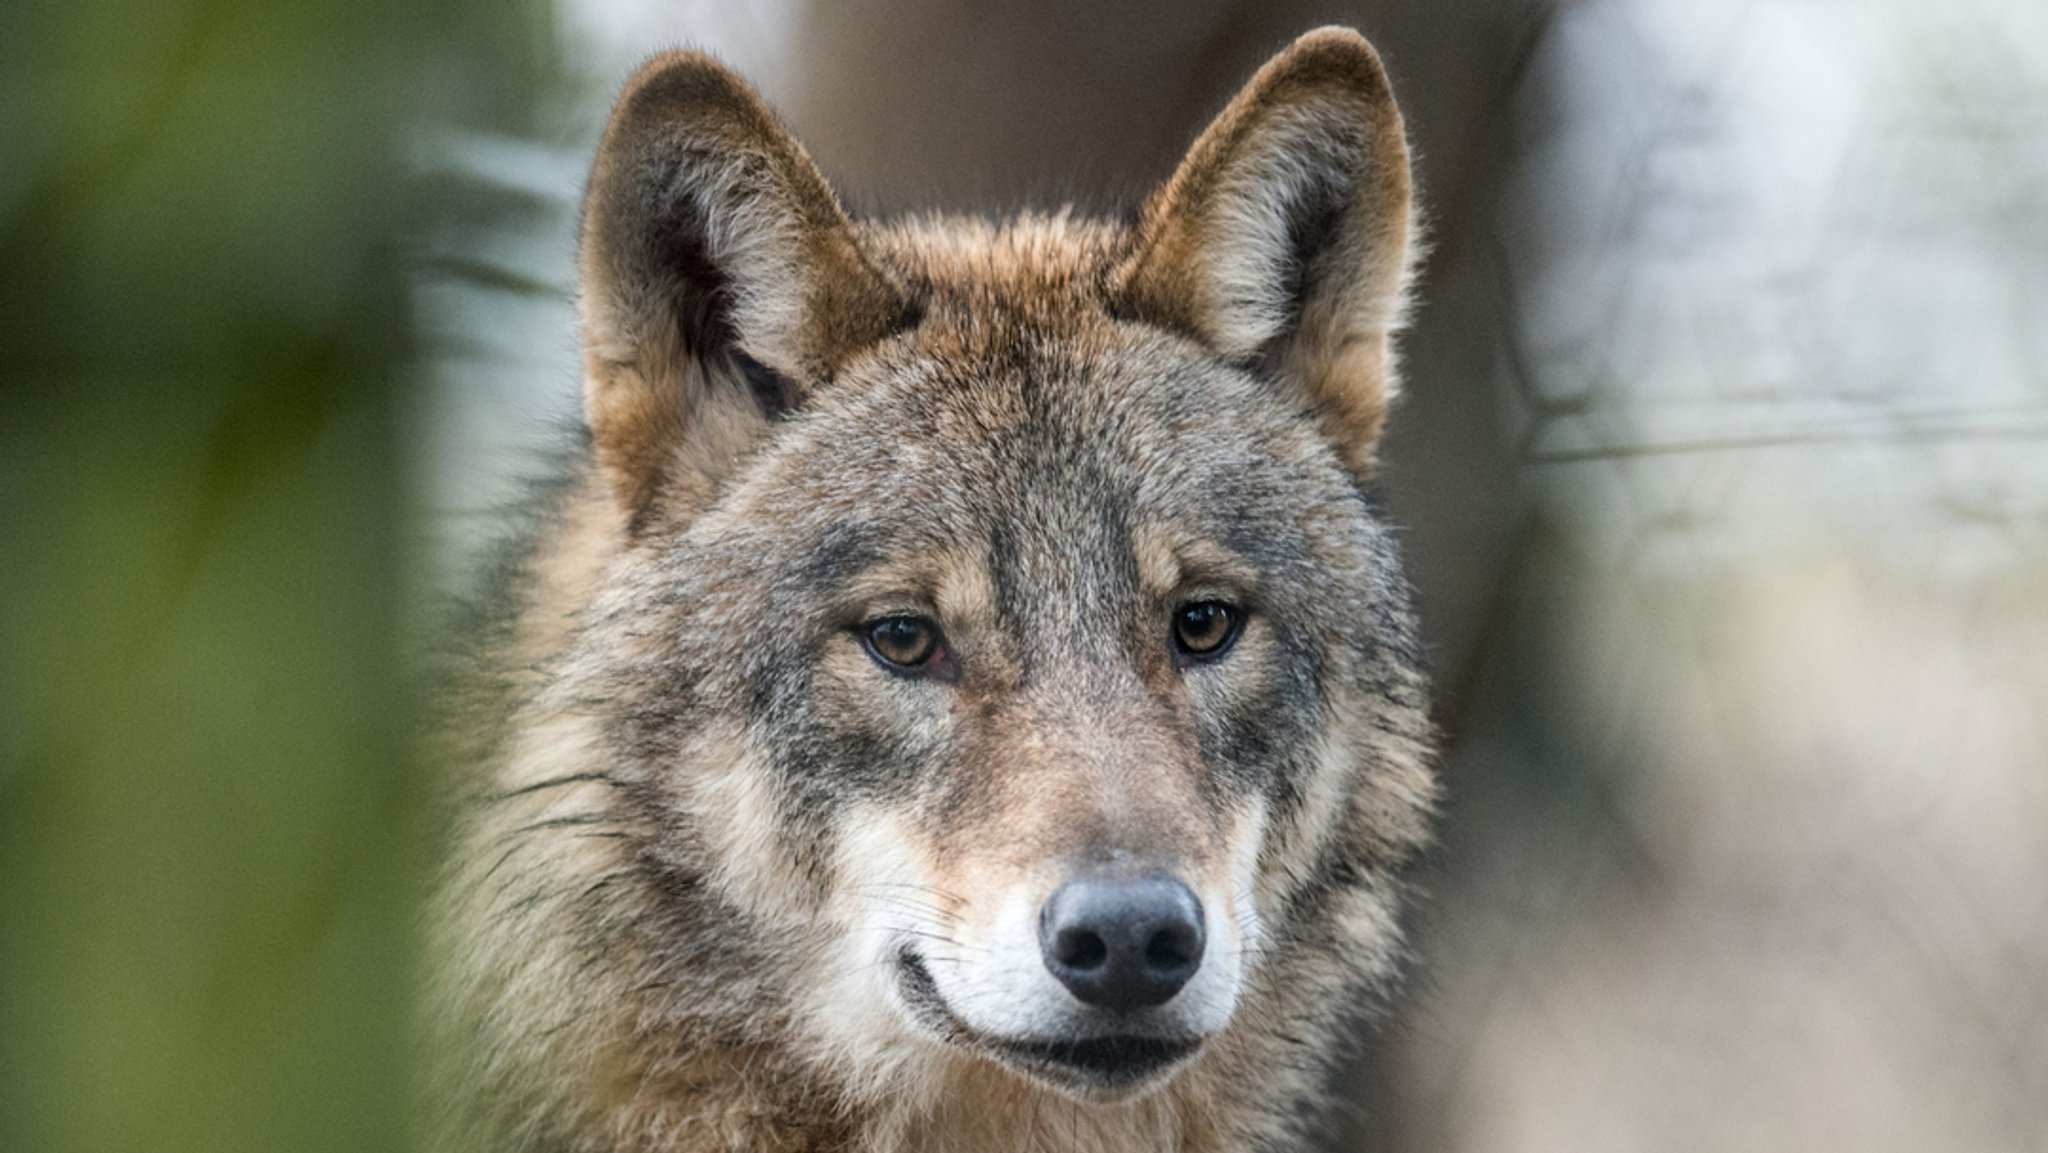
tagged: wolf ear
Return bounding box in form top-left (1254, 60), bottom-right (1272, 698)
top-left (1115, 27), bottom-right (1416, 474)
top-left (577, 51), bottom-right (914, 516)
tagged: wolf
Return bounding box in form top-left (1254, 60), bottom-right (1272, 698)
top-left (429, 25), bottom-right (1437, 1153)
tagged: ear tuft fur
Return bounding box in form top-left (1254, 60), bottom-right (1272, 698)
top-left (1116, 26), bottom-right (1418, 474)
top-left (577, 51), bottom-right (913, 517)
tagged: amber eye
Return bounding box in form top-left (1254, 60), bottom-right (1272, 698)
top-left (863, 615), bottom-right (944, 673)
top-left (1171, 601), bottom-right (1242, 663)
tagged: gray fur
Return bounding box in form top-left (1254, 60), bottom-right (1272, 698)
top-left (430, 27), bottom-right (1437, 1153)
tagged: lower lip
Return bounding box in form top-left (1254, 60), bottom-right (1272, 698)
top-left (896, 951), bottom-right (1204, 1087)
top-left (988, 1033), bottom-right (1203, 1088)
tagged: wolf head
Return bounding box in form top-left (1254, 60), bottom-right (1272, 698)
top-left (442, 26), bottom-right (1435, 1144)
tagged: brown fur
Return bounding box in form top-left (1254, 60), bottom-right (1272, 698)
top-left (431, 27), bottom-right (1436, 1153)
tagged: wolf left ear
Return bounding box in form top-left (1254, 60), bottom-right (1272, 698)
top-left (577, 52), bottom-right (915, 517)
top-left (1115, 27), bottom-right (1416, 474)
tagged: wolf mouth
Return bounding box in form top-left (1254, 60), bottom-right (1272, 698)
top-left (895, 950), bottom-right (1203, 1091)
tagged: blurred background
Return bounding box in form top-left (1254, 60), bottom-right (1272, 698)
top-left (4, 1), bottom-right (2043, 1151)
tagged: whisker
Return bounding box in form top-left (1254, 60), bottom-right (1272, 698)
top-left (505, 812), bottom-right (615, 837)
top-left (486, 771), bottom-right (621, 803)
top-left (856, 880), bottom-right (969, 905)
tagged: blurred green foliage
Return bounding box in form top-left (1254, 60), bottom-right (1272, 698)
top-left (0, 1), bottom-right (541, 1149)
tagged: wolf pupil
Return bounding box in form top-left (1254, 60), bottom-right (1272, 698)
top-left (865, 616), bottom-right (938, 669)
top-left (1172, 602), bottom-right (1239, 660)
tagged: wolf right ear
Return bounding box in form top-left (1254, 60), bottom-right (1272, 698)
top-left (577, 52), bottom-right (915, 517)
top-left (1115, 27), bottom-right (1417, 475)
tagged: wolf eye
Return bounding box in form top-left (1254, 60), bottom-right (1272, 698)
top-left (1170, 601), bottom-right (1242, 665)
top-left (862, 615), bottom-right (947, 676)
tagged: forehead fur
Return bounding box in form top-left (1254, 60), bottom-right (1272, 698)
top-left (858, 212), bottom-right (1130, 330)
top-left (689, 210), bottom-right (1375, 563)
top-left (717, 216), bottom-right (1357, 560)
top-left (815, 210), bottom-right (1343, 478)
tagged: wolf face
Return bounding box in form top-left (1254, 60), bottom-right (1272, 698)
top-left (436, 27), bottom-right (1436, 1152)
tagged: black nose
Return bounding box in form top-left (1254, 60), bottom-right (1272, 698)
top-left (1039, 875), bottom-right (1205, 1012)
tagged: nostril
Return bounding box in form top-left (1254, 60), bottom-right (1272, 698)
top-left (1145, 922), bottom-right (1200, 969)
top-left (1055, 927), bottom-right (1109, 971)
